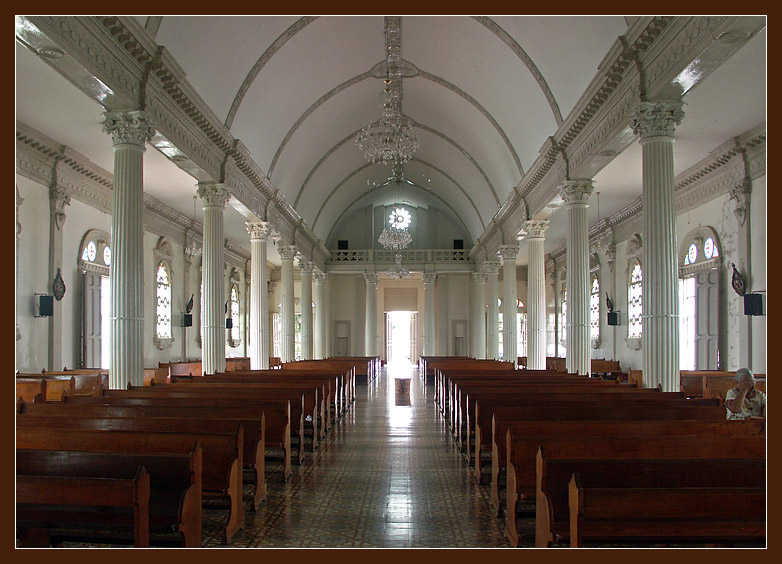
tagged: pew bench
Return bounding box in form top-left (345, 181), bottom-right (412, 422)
top-left (16, 425), bottom-right (244, 543)
top-left (16, 447), bottom-right (202, 547)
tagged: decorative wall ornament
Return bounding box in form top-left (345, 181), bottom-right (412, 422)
top-left (102, 110), bottom-right (156, 146)
top-left (730, 262), bottom-right (747, 296)
top-left (52, 267), bottom-right (65, 301)
top-left (729, 182), bottom-right (752, 227)
top-left (49, 185), bottom-right (71, 230)
top-left (630, 100), bottom-right (685, 139)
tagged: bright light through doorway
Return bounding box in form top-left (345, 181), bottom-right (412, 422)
top-left (386, 311), bottom-right (414, 373)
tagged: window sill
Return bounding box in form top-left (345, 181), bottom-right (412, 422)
top-left (154, 336), bottom-right (174, 351)
top-left (625, 337), bottom-right (642, 351)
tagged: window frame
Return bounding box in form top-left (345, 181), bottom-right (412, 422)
top-left (153, 237), bottom-right (175, 350)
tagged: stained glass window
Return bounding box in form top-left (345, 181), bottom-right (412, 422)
top-left (103, 245), bottom-right (111, 266)
top-left (628, 260), bottom-right (643, 339)
top-left (687, 243), bottom-right (698, 265)
top-left (156, 262), bottom-right (172, 339)
top-left (704, 237), bottom-right (718, 259)
top-left (590, 273), bottom-right (600, 342)
top-left (560, 285), bottom-right (567, 345)
top-left (86, 241), bottom-right (97, 262)
top-left (230, 284), bottom-right (240, 344)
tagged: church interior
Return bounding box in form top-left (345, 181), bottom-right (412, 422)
top-left (15, 16), bottom-right (766, 549)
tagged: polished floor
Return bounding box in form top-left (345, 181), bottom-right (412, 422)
top-left (201, 363), bottom-right (512, 548)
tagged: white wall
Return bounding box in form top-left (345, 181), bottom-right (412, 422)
top-left (749, 175), bottom-right (766, 372)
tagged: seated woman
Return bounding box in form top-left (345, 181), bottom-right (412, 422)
top-left (725, 368), bottom-right (766, 420)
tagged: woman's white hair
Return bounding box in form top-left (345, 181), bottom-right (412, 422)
top-left (736, 368), bottom-right (755, 381)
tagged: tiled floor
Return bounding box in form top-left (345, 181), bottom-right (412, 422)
top-left (202, 363), bottom-right (511, 548)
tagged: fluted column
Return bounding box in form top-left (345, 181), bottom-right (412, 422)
top-left (499, 245), bottom-right (520, 365)
top-left (363, 272), bottom-right (379, 356)
top-left (48, 185), bottom-right (70, 371)
top-left (103, 111), bottom-right (154, 388)
top-left (278, 245), bottom-right (297, 363)
top-left (314, 272), bottom-right (327, 359)
top-left (560, 180), bottom-right (594, 376)
top-left (472, 272), bottom-right (487, 359)
top-left (423, 272), bottom-right (437, 356)
top-left (299, 260), bottom-right (314, 360)
top-left (246, 222), bottom-right (270, 369)
top-left (631, 101), bottom-right (684, 391)
top-left (524, 220), bottom-right (550, 370)
top-left (197, 182), bottom-right (230, 375)
top-left (485, 260), bottom-right (501, 360)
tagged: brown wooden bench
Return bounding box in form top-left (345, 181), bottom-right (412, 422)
top-left (281, 361), bottom-right (355, 408)
top-left (19, 371), bottom-right (108, 397)
top-left (225, 357), bottom-right (251, 372)
top-left (17, 375), bottom-right (75, 402)
top-left (16, 446), bottom-right (202, 547)
top-left (590, 359), bottom-right (621, 379)
top-left (504, 433), bottom-right (765, 547)
top-left (18, 398), bottom-right (270, 497)
top-left (16, 424), bottom-right (244, 543)
top-left (536, 450), bottom-right (766, 548)
top-left (143, 367), bottom-right (169, 386)
top-left (16, 378), bottom-right (46, 403)
top-left (66, 392), bottom-right (294, 481)
top-left (569, 474), bottom-right (765, 547)
top-left (703, 374), bottom-right (767, 403)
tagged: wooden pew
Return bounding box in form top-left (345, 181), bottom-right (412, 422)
top-left (143, 367), bottom-right (169, 386)
top-left (278, 363), bottom-right (353, 414)
top-left (504, 433), bottom-right (765, 547)
top-left (17, 375), bottom-right (74, 402)
top-left (269, 357), bottom-right (282, 368)
top-left (19, 371), bottom-right (108, 397)
top-left (569, 474), bottom-right (765, 547)
top-left (590, 359), bottom-right (621, 379)
top-left (703, 374), bottom-right (767, 403)
top-left (19, 399), bottom-right (270, 496)
top-left (16, 425), bottom-right (244, 543)
top-left (225, 357), bottom-right (251, 372)
top-left (419, 356), bottom-right (470, 383)
top-left (160, 360), bottom-right (203, 378)
top-left (16, 378), bottom-right (46, 403)
top-left (536, 450), bottom-right (766, 548)
top-left (66, 392), bottom-right (294, 481)
top-left (16, 446), bottom-right (202, 547)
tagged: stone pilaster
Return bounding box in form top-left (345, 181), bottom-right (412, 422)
top-left (299, 260), bottom-right (314, 360)
top-left (16, 187), bottom-right (24, 342)
top-left (560, 179), bottom-right (594, 376)
top-left (484, 260), bottom-right (501, 360)
top-left (48, 184), bottom-right (70, 371)
top-left (499, 244), bottom-right (519, 365)
top-left (197, 182), bottom-right (230, 375)
top-left (103, 110), bottom-right (155, 388)
top-left (423, 272), bottom-right (437, 356)
top-left (313, 272), bottom-right (327, 359)
top-left (278, 245), bottom-right (297, 363)
top-left (247, 222), bottom-right (271, 369)
top-left (472, 271), bottom-right (488, 359)
top-left (631, 100), bottom-right (684, 391)
top-left (730, 181), bottom-right (752, 369)
top-left (363, 272), bottom-right (378, 356)
top-left (523, 220), bottom-right (550, 370)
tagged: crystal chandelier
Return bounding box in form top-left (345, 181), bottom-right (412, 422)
top-left (355, 80), bottom-right (419, 165)
top-left (378, 207), bottom-right (412, 250)
top-left (387, 253), bottom-right (409, 280)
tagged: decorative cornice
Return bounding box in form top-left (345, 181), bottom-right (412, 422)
top-left (630, 100), bottom-right (685, 140)
top-left (103, 110), bottom-right (156, 146)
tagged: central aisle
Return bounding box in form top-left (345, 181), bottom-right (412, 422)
top-left (204, 363), bottom-right (510, 548)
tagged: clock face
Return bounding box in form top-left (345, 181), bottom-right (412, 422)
top-left (389, 207), bottom-right (411, 230)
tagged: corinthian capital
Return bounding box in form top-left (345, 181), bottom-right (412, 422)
top-left (364, 272), bottom-right (379, 285)
top-left (49, 185), bottom-right (71, 230)
top-left (729, 181), bottom-right (752, 227)
top-left (523, 219), bottom-right (549, 239)
top-left (473, 271), bottom-right (488, 283)
top-left (299, 260), bottom-right (315, 274)
top-left (278, 245), bottom-right (298, 261)
top-left (559, 179), bottom-right (594, 205)
top-left (103, 110), bottom-right (155, 146)
top-left (483, 260), bottom-right (501, 274)
top-left (313, 272), bottom-right (327, 284)
top-left (630, 100), bottom-right (685, 140)
top-left (423, 272), bottom-right (437, 284)
top-left (246, 221), bottom-right (271, 240)
top-left (499, 244), bottom-right (520, 261)
top-left (197, 182), bottom-right (231, 208)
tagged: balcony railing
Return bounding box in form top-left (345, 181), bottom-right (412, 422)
top-left (329, 249), bottom-right (472, 264)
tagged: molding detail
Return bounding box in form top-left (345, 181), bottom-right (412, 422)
top-left (729, 182), bottom-right (752, 227)
top-left (49, 185), bottom-right (71, 230)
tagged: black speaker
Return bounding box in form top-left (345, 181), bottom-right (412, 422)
top-left (182, 313), bottom-right (193, 327)
top-left (225, 318), bottom-right (233, 329)
top-left (744, 293), bottom-right (764, 316)
top-left (607, 311), bottom-right (619, 326)
top-left (34, 295), bottom-right (54, 317)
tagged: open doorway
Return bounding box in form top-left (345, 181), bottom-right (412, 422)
top-left (385, 311), bottom-right (417, 373)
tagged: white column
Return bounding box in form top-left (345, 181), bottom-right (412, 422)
top-left (103, 111), bottom-right (155, 388)
top-left (423, 272), bottom-right (437, 355)
top-left (631, 101), bottom-right (684, 391)
top-left (730, 182), bottom-right (752, 370)
top-left (524, 220), bottom-right (550, 370)
top-left (246, 222), bottom-right (270, 369)
top-left (299, 260), bottom-right (314, 360)
top-left (560, 179), bottom-right (594, 376)
top-left (48, 185), bottom-right (70, 371)
top-left (197, 182), bottom-right (230, 375)
top-left (278, 245), bottom-right (297, 363)
top-left (472, 271), bottom-right (487, 359)
top-left (485, 260), bottom-right (501, 360)
top-left (314, 272), bottom-right (327, 359)
top-left (500, 244), bottom-right (519, 366)
top-left (436, 274), bottom-right (448, 354)
top-left (267, 280), bottom-right (277, 359)
top-left (364, 272), bottom-right (378, 356)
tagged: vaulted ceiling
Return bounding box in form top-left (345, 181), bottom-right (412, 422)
top-left (15, 16), bottom-right (766, 266)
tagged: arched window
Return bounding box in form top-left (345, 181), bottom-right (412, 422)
top-left (560, 283), bottom-right (567, 353)
top-left (590, 273), bottom-right (600, 344)
top-left (78, 230), bottom-right (111, 369)
top-left (230, 284), bottom-right (240, 346)
top-left (153, 237), bottom-right (174, 350)
top-left (156, 262), bottom-right (172, 339)
top-left (628, 260), bottom-right (643, 339)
